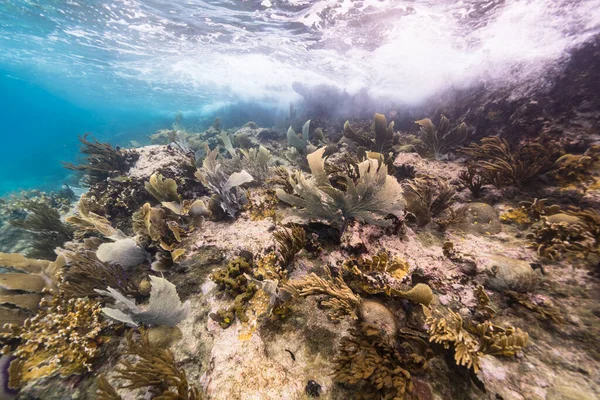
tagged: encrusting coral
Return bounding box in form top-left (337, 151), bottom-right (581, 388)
top-left (244, 190), bottom-right (278, 221)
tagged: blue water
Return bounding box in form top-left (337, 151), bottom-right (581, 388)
top-left (1, 0), bottom-right (599, 195)
top-left (0, 68), bottom-right (173, 195)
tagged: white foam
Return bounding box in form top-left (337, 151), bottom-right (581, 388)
top-left (0, 0), bottom-right (598, 110)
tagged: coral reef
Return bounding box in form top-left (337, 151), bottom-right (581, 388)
top-left (1, 293), bottom-right (107, 388)
top-left (276, 147), bottom-right (405, 235)
top-left (9, 200), bottom-right (74, 259)
top-left (415, 115), bottom-right (468, 160)
top-left (62, 133), bottom-right (133, 185)
top-left (332, 322), bottom-right (426, 400)
top-left (96, 275), bottom-right (190, 327)
top-left (426, 308), bottom-right (528, 374)
top-left (3, 110), bottom-right (599, 400)
top-left (460, 136), bottom-right (562, 187)
top-left (210, 256), bottom-right (257, 328)
top-left (98, 329), bottom-right (200, 399)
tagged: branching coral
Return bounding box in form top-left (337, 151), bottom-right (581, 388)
top-left (458, 164), bottom-right (485, 198)
top-left (58, 243), bottom-right (138, 298)
top-left (9, 200), bottom-right (74, 259)
top-left (332, 322), bottom-right (426, 400)
top-left (1, 293), bottom-right (107, 388)
top-left (415, 115), bottom-right (467, 160)
top-left (344, 113), bottom-right (395, 154)
top-left (403, 176), bottom-right (455, 226)
top-left (527, 213), bottom-right (597, 260)
top-left (282, 266), bottom-right (361, 321)
top-left (342, 252), bottom-right (410, 295)
top-left (100, 329), bottom-right (201, 399)
top-left (62, 133), bottom-right (130, 185)
top-left (276, 147), bottom-right (405, 235)
top-left (273, 225), bottom-right (307, 269)
top-left (460, 136), bottom-right (562, 187)
top-left (195, 147), bottom-right (253, 218)
top-left (226, 145), bottom-right (273, 183)
top-left (426, 308), bottom-right (528, 374)
top-left (210, 257), bottom-right (257, 328)
top-left (550, 145), bottom-right (600, 183)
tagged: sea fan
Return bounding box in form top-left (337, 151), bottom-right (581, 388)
top-left (95, 276), bottom-right (190, 327)
top-left (276, 147), bottom-right (404, 234)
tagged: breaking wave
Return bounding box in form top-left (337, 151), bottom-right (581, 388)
top-left (1, 0), bottom-right (599, 112)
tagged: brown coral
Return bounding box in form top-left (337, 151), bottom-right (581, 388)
top-left (282, 266), bottom-right (361, 321)
top-left (460, 136), bottom-right (562, 187)
top-left (62, 133), bottom-right (131, 185)
top-left (104, 329), bottom-right (200, 399)
top-left (426, 308), bottom-right (528, 374)
top-left (332, 322), bottom-right (426, 400)
top-left (2, 293), bottom-right (107, 388)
